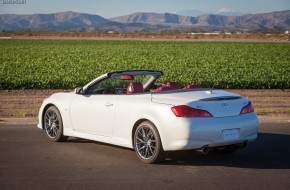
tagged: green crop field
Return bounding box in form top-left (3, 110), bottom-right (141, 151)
top-left (0, 39), bottom-right (289, 89)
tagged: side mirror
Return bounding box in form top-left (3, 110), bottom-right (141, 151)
top-left (75, 87), bottom-right (84, 95)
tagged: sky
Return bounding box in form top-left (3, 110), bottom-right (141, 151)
top-left (1, 0), bottom-right (290, 18)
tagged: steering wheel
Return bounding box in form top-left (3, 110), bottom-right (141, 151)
top-left (102, 87), bottom-right (119, 94)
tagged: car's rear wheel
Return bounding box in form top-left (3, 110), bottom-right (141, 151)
top-left (134, 121), bottom-right (165, 164)
top-left (213, 145), bottom-right (238, 154)
top-left (44, 106), bottom-right (67, 142)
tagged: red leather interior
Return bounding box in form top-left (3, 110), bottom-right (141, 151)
top-left (154, 86), bottom-right (174, 92)
top-left (183, 84), bottom-right (202, 89)
top-left (127, 82), bottom-right (144, 94)
top-left (166, 82), bottom-right (181, 89)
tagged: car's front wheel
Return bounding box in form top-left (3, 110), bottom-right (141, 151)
top-left (43, 106), bottom-right (67, 142)
top-left (134, 121), bottom-right (165, 164)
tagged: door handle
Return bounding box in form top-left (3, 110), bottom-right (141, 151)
top-left (105, 102), bottom-right (113, 107)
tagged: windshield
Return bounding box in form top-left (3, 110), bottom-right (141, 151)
top-left (86, 74), bottom-right (159, 94)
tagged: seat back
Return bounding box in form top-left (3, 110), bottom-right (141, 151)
top-left (166, 82), bottom-right (181, 89)
top-left (183, 84), bottom-right (202, 89)
top-left (127, 82), bottom-right (144, 94)
top-left (154, 86), bottom-right (174, 92)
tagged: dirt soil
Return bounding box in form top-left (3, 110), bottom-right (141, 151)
top-left (0, 89), bottom-right (290, 119)
top-left (1, 32), bottom-right (290, 43)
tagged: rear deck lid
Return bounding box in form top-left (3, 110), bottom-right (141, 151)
top-left (151, 89), bottom-right (249, 117)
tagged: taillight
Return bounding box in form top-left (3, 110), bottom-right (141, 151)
top-left (171, 105), bottom-right (213, 118)
top-left (240, 101), bottom-right (254, 114)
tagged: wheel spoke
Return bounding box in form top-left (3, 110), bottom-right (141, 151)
top-left (148, 145), bottom-right (154, 155)
top-left (46, 127), bottom-right (52, 133)
top-left (145, 146), bottom-right (149, 157)
top-left (141, 128), bottom-right (146, 138)
top-left (51, 128), bottom-right (55, 137)
top-left (138, 131), bottom-right (145, 141)
top-left (138, 145), bottom-right (146, 151)
top-left (49, 128), bottom-right (53, 137)
top-left (136, 137), bottom-right (145, 143)
top-left (53, 127), bottom-right (57, 137)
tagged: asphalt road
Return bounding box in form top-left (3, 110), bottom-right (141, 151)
top-left (1, 122), bottom-right (290, 190)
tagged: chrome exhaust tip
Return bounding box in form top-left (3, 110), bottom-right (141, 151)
top-left (242, 141), bottom-right (248, 148)
top-left (196, 146), bottom-right (210, 154)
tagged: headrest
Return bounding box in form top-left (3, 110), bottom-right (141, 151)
top-left (127, 82), bottom-right (144, 94)
top-left (166, 82), bottom-right (181, 89)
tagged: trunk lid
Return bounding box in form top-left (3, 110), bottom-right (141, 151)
top-left (151, 89), bottom-right (249, 117)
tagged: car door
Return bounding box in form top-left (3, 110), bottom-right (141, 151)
top-left (69, 94), bottom-right (118, 137)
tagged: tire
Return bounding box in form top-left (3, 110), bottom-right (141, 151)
top-left (43, 106), bottom-right (67, 142)
top-left (213, 145), bottom-right (238, 154)
top-left (134, 121), bottom-right (165, 164)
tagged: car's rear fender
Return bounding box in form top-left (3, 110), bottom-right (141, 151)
top-left (112, 94), bottom-right (176, 149)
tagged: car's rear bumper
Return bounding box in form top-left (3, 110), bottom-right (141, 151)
top-left (161, 113), bottom-right (258, 151)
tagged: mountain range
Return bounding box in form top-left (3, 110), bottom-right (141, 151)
top-left (175, 9), bottom-right (246, 17)
top-left (0, 10), bottom-right (289, 32)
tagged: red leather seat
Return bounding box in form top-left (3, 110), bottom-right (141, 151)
top-left (183, 84), bottom-right (202, 89)
top-left (154, 86), bottom-right (174, 92)
top-left (166, 82), bottom-right (181, 89)
top-left (127, 82), bottom-right (144, 94)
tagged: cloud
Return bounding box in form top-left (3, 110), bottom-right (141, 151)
top-left (216, 7), bottom-right (236, 13)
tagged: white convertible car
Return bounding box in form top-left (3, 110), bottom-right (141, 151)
top-left (38, 70), bottom-right (258, 164)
